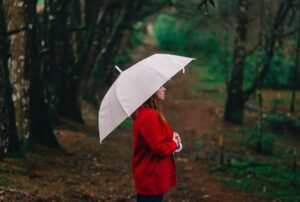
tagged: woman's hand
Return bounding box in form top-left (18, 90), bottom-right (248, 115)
top-left (173, 131), bottom-right (181, 147)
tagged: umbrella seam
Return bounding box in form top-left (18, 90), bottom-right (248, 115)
top-left (167, 54), bottom-right (185, 73)
top-left (115, 67), bottom-right (170, 117)
top-left (115, 75), bottom-right (131, 117)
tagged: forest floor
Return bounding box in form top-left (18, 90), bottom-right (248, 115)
top-left (0, 69), bottom-right (270, 202)
top-left (1, 37), bottom-right (299, 202)
top-left (0, 70), bottom-right (276, 202)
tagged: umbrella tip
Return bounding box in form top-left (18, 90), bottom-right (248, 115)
top-left (115, 65), bottom-right (123, 73)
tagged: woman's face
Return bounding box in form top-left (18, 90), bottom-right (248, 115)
top-left (155, 86), bottom-right (166, 100)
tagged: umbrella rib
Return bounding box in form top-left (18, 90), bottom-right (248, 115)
top-left (114, 76), bottom-right (131, 117)
top-left (167, 54), bottom-right (185, 73)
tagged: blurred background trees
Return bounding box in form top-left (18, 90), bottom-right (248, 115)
top-left (0, 0), bottom-right (299, 160)
top-left (0, 0), bottom-right (170, 158)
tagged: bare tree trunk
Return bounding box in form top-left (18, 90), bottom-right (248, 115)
top-left (56, 0), bottom-right (101, 123)
top-left (256, 0), bottom-right (265, 153)
top-left (224, 0), bottom-right (248, 124)
top-left (0, 0), bottom-right (19, 159)
top-left (28, 0), bottom-right (59, 147)
top-left (3, 0), bottom-right (35, 147)
top-left (41, 0), bottom-right (83, 123)
top-left (290, 6), bottom-right (300, 113)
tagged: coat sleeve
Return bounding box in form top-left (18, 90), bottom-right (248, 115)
top-left (138, 112), bottom-right (177, 156)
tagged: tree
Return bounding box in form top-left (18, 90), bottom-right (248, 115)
top-left (224, 0), bottom-right (248, 123)
top-left (3, 0), bottom-right (35, 147)
top-left (84, 0), bottom-right (169, 102)
top-left (0, 0), bottom-right (19, 159)
top-left (290, 3), bottom-right (300, 113)
top-left (50, 0), bottom-right (84, 123)
top-left (224, 0), bottom-right (295, 123)
top-left (28, 0), bottom-right (59, 147)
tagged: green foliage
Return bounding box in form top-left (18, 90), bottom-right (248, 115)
top-left (191, 61), bottom-right (226, 103)
top-left (153, 14), bottom-right (220, 58)
top-left (264, 112), bottom-right (300, 134)
top-left (37, 0), bottom-right (43, 5)
top-left (264, 55), bottom-right (294, 89)
top-left (0, 163), bottom-right (8, 173)
top-left (131, 22), bottom-right (146, 46)
top-left (194, 140), bottom-right (204, 150)
top-left (119, 118), bottom-right (133, 129)
top-left (243, 51), bottom-right (295, 89)
top-left (115, 51), bottom-right (132, 67)
top-left (219, 162), bottom-right (300, 201)
top-left (0, 177), bottom-right (10, 186)
top-left (153, 14), bottom-right (185, 52)
top-left (242, 123), bottom-right (275, 154)
top-left (243, 53), bottom-right (258, 89)
top-left (205, 46), bottom-right (293, 88)
top-left (198, 64), bottom-right (225, 86)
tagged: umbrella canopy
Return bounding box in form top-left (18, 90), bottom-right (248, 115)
top-left (98, 54), bottom-right (195, 142)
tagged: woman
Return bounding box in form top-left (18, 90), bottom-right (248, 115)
top-left (132, 86), bottom-right (181, 202)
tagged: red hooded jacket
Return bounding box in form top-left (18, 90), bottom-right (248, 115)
top-left (132, 107), bottom-right (177, 195)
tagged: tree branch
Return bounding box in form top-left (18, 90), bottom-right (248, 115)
top-left (278, 27), bottom-right (300, 38)
top-left (197, 0), bottom-right (215, 10)
top-left (243, 0), bottom-right (294, 102)
top-left (67, 24), bottom-right (86, 33)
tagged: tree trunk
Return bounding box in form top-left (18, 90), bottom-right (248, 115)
top-left (290, 7), bottom-right (300, 113)
top-left (28, 0), bottom-right (59, 147)
top-left (224, 0), bottom-right (248, 124)
top-left (0, 0), bottom-right (19, 159)
top-left (51, 0), bottom-right (85, 123)
top-left (40, 0), bottom-right (83, 123)
top-left (3, 0), bottom-right (35, 147)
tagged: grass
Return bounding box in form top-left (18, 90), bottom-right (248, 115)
top-left (0, 163), bottom-right (8, 173)
top-left (214, 123), bottom-right (300, 202)
top-left (0, 177), bottom-right (10, 186)
top-left (189, 64), bottom-right (226, 103)
top-left (0, 163), bottom-right (10, 186)
top-left (220, 162), bottom-right (300, 202)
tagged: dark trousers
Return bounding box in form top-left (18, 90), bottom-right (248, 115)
top-left (136, 193), bottom-right (164, 202)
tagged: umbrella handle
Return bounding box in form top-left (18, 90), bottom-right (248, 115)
top-left (175, 142), bottom-right (183, 153)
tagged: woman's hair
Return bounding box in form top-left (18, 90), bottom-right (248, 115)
top-left (131, 93), bottom-right (165, 120)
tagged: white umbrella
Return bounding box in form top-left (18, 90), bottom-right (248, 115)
top-left (98, 53), bottom-right (195, 143)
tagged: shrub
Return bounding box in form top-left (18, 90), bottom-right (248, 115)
top-left (264, 55), bottom-right (294, 89)
top-left (242, 123), bottom-right (275, 154)
top-left (153, 14), bottom-right (221, 58)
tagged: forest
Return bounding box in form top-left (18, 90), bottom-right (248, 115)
top-left (0, 0), bottom-right (299, 201)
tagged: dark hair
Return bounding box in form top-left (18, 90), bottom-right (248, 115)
top-left (131, 93), bottom-right (165, 121)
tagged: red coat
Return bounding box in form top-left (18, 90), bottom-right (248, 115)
top-left (132, 107), bottom-right (177, 195)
